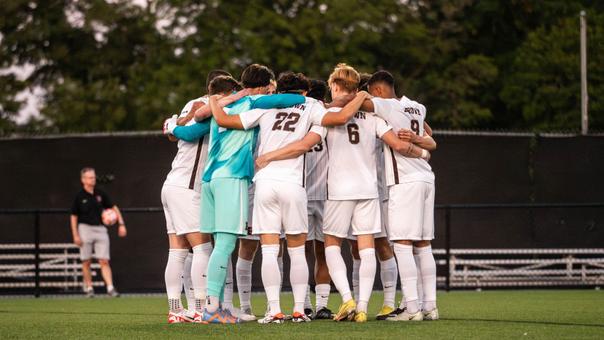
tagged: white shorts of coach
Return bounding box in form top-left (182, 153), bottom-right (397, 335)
top-left (252, 179), bottom-right (308, 235)
top-left (324, 199), bottom-right (382, 238)
top-left (307, 200), bottom-right (325, 242)
top-left (346, 199), bottom-right (389, 241)
top-left (387, 181), bottom-right (435, 241)
top-left (161, 184), bottom-right (201, 235)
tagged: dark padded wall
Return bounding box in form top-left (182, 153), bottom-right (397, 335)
top-left (0, 133), bottom-right (602, 292)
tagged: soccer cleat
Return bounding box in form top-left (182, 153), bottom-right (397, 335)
top-left (107, 288), bottom-right (120, 297)
top-left (84, 287), bottom-right (94, 298)
top-left (304, 308), bottom-right (314, 319)
top-left (168, 310), bottom-right (194, 324)
top-left (314, 307), bottom-right (333, 320)
top-left (386, 310), bottom-right (424, 321)
top-left (228, 306), bottom-right (257, 322)
top-left (292, 311), bottom-right (312, 323)
top-left (257, 312), bottom-right (285, 324)
top-left (333, 299), bottom-right (356, 322)
top-left (202, 308), bottom-right (240, 324)
top-left (388, 307), bottom-right (406, 318)
top-left (192, 310), bottom-right (206, 324)
top-left (376, 305), bottom-right (395, 320)
top-left (183, 309), bottom-right (196, 320)
top-left (423, 308), bottom-right (439, 321)
top-left (354, 311), bottom-right (367, 323)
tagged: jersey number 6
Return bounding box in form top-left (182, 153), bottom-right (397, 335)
top-left (347, 123), bottom-right (360, 144)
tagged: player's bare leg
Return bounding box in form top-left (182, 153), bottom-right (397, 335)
top-left (375, 237), bottom-right (398, 319)
top-left (313, 240), bottom-right (332, 319)
top-left (166, 234), bottom-right (192, 323)
top-left (354, 234), bottom-right (376, 323)
top-left (258, 234), bottom-right (285, 324)
top-left (184, 232), bottom-right (213, 322)
top-left (413, 240), bottom-right (438, 320)
top-left (81, 260), bottom-right (94, 297)
top-left (324, 235), bottom-right (356, 321)
top-left (286, 233), bottom-right (311, 323)
top-left (389, 239), bottom-right (423, 321)
top-left (236, 238), bottom-right (258, 320)
top-left (98, 259), bottom-right (118, 297)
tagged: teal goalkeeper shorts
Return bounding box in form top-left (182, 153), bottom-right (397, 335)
top-left (201, 178), bottom-right (249, 235)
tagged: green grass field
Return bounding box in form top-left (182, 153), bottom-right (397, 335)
top-left (1, 290), bottom-right (603, 339)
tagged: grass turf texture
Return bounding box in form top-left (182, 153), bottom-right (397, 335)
top-left (1, 290), bottom-right (603, 339)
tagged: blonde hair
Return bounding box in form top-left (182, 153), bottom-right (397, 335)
top-left (327, 63), bottom-right (360, 93)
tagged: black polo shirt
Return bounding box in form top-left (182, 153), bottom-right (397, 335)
top-left (71, 188), bottom-right (114, 226)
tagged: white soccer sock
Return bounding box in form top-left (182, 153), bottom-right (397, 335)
top-left (324, 246), bottom-right (352, 302)
top-left (261, 244), bottom-right (282, 315)
top-left (415, 246), bottom-right (437, 311)
top-left (277, 254), bottom-right (284, 291)
top-left (192, 242), bottom-right (213, 311)
top-left (357, 248), bottom-right (376, 313)
top-left (414, 252), bottom-right (424, 310)
top-left (352, 258), bottom-right (360, 302)
top-left (236, 257), bottom-right (253, 310)
top-left (379, 256), bottom-right (398, 309)
top-left (393, 243), bottom-right (419, 314)
top-left (182, 252), bottom-right (195, 310)
top-left (165, 249), bottom-right (188, 311)
top-left (223, 256), bottom-right (234, 310)
top-left (288, 245), bottom-right (309, 314)
top-left (315, 283), bottom-right (331, 310)
top-left (304, 285), bottom-right (313, 310)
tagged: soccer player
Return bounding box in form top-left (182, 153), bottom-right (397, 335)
top-left (161, 74), bottom-right (243, 323)
top-left (253, 64), bottom-right (430, 323)
top-left (198, 64), bottom-right (306, 324)
top-left (361, 70), bottom-right (438, 321)
top-left (209, 71), bottom-right (371, 323)
top-left (70, 167), bottom-right (127, 298)
top-left (303, 79), bottom-right (333, 320)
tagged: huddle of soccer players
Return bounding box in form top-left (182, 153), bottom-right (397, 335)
top-left (161, 63), bottom-right (438, 324)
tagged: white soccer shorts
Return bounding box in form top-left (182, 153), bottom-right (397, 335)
top-left (387, 182), bottom-right (435, 241)
top-left (347, 199), bottom-right (389, 240)
top-left (307, 200), bottom-right (325, 242)
top-left (252, 179), bottom-right (308, 235)
top-left (323, 199), bottom-right (381, 238)
top-left (161, 185), bottom-right (201, 235)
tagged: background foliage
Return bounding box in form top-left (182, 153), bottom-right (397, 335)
top-left (1, 0), bottom-right (603, 134)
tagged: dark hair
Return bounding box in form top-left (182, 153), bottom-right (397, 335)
top-left (209, 75), bottom-right (242, 95)
top-left (359, 72), bottom-right (372, 91)
top-left (367, 70), bottom-right (395, 88)
top-left (307, 79), bottom-right (327, 101)
top-left (240, 64), bottom-right (275, 88)
top-left (206, 69), bottom-right (232, 89)
top-left (276, 72), bottom-right (310, 94)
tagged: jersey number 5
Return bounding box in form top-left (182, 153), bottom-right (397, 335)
top-left (272, 112), bottom-right (300, 132)
top-left (347, 123), bottom-right (360, 144)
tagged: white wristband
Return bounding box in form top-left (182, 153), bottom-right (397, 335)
top-left (421, 149), bottom-right (428, 159)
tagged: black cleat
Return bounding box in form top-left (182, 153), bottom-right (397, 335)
top-left (304, 308), bottom-right (314, 319)
top-left (387, 307), bottom-right (406, 318)
top-left (313, 307), bottom-right (333, 320)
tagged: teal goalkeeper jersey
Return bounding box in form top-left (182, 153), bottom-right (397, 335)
top-left (202, 94), bottom-right (305, 183)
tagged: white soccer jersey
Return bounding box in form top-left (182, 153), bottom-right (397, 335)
top-left (239, 97), bottom-right (327, 186)
top-left (375, 138), bottom-right (388, 201)
top-left (372, 96), bottom-right (434, 186)
top-left (325, 108), bottom-right (392, 200)
top-left (163, 96), bottom-right (210, 192)
top-left (305, 134), bottom-right (328, 201)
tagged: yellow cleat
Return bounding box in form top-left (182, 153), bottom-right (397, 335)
top-left (354, 311), bottom-right (367, 323)
top-left (333, 299), bottom-right (356, 322)
top-left (376, 305), bottom-right (395, 320)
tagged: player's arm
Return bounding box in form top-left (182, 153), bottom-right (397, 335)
top-left (424, 122), bottom-right (433, 136)
top-left (381, 130), bottom-right (431, 160)
top-left (112, 205), bottom-right (127, 237)
top-left (325, 93), bottom-right (355, 108)
top-left (321, 91), bottom-right (370, 126)
top-left (178, 101), bottom-right (204, 126)
top-left (251, 94), bottom-right (305, 109)
top-left (70, 214), bottom-right (81, 247)
top-left (194, 89), bottom-right (251, 122)
top-left (255, 132), bottom-right (322, 169)
top-left (397, 129), bottom-right (437, 151)
top-left (209, 94), bottom-right (245, 129)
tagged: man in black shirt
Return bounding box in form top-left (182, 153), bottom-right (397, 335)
top-left (70, 167), bottom-right (127, 297)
